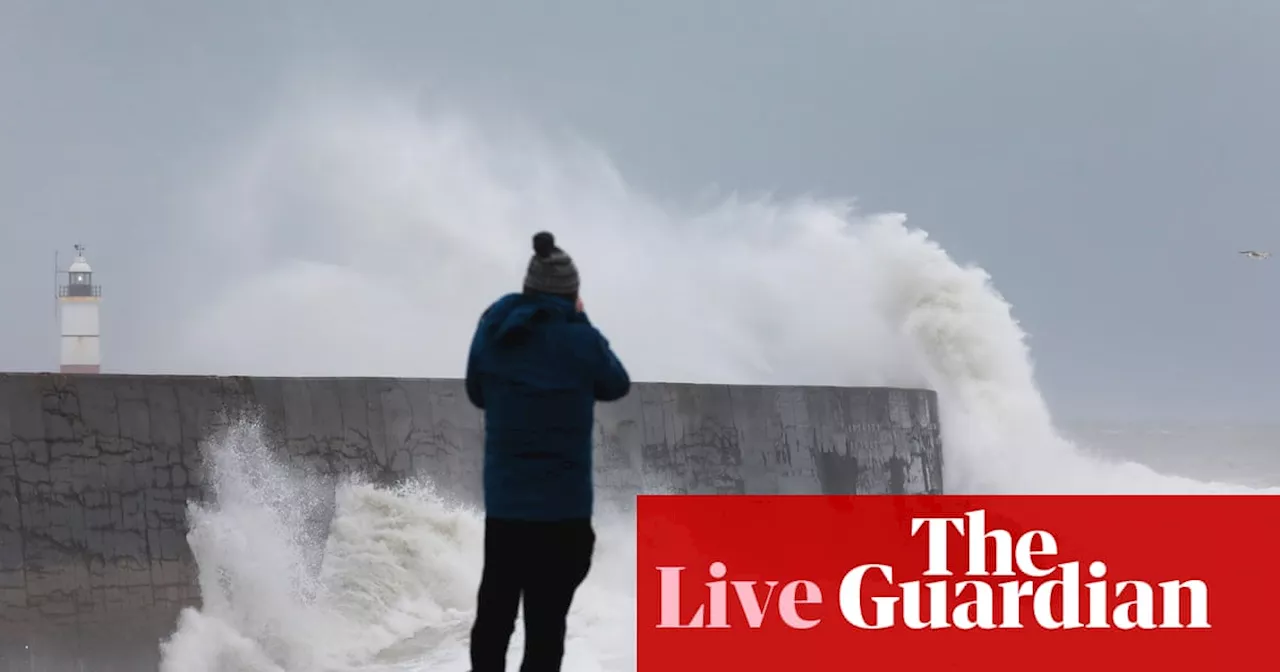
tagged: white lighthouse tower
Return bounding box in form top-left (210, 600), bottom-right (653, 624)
top-left (57, 244), bottom-right (102, 374)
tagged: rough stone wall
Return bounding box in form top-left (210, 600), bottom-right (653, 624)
top-left (0, 373), bottom-right (941, 666)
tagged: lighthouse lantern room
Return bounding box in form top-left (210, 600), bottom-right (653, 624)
top-left (58, 244), bottom-right (102, 374)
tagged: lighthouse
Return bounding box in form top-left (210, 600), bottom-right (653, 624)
top-left (57, 244), bottom-right (102, 374)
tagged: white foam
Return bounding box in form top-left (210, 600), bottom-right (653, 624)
top-left (155, 78), bottom-right (1275, 671)
top-left (158, 419), bottom-right (636, 671)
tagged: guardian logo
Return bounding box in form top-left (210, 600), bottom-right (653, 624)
top-left (653, 509), bottom-right (1209, 631)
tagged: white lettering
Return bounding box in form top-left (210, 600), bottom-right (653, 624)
top-left (911, 517), bottom-right (964, 576)
top-left (965, 510), bottom-right (1014, 577)
top-left (839, 564), bottom-right (896, 629)
top-left (1014, 529), bottom-right (1057, 578)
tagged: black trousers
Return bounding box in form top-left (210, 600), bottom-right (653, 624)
top-left (469, 517), bottom-right (595, 672)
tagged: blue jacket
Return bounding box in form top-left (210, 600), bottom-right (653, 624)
top-left (465, 292), bottom-right (631, 521)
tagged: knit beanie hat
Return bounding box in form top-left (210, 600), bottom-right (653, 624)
top-left (523, 231), bottom-right (580, 298)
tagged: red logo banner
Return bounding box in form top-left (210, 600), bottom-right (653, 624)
top-left (636, 495), bottom-right (1280, 671)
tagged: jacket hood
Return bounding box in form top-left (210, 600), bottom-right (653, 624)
top-left (484, 292), bottom-right (579, 344)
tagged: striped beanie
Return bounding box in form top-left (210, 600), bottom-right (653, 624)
top-left (523, 231), bottom-right (580, 299)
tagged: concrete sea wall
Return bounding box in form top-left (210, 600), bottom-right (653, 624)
top-left (0, 373), bottom-right (942, 668)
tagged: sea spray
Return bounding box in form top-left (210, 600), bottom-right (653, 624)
top-left (159, 418), bottom-right (639, 671)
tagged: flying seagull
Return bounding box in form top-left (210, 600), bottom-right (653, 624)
top-left (1239, 250), bottom-right (1270, 259)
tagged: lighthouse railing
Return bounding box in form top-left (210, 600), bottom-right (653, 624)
top-left (58, 284), bottom-right (102, 298)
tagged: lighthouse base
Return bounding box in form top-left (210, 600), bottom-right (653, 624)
top-left (59, 364), bottom-right (100, 374)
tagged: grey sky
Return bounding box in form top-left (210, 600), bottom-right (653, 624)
top-left (1, 1), bottom-right (1276, 423)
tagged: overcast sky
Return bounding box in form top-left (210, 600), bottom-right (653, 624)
top-left (1, 1), bottom-right (1276, 423)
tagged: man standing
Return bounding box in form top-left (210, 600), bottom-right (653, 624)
top-left (465, 231), bottom-right (631, 672)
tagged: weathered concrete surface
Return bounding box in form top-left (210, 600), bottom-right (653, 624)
top-left (0, 373), bottom-right (941, 668)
